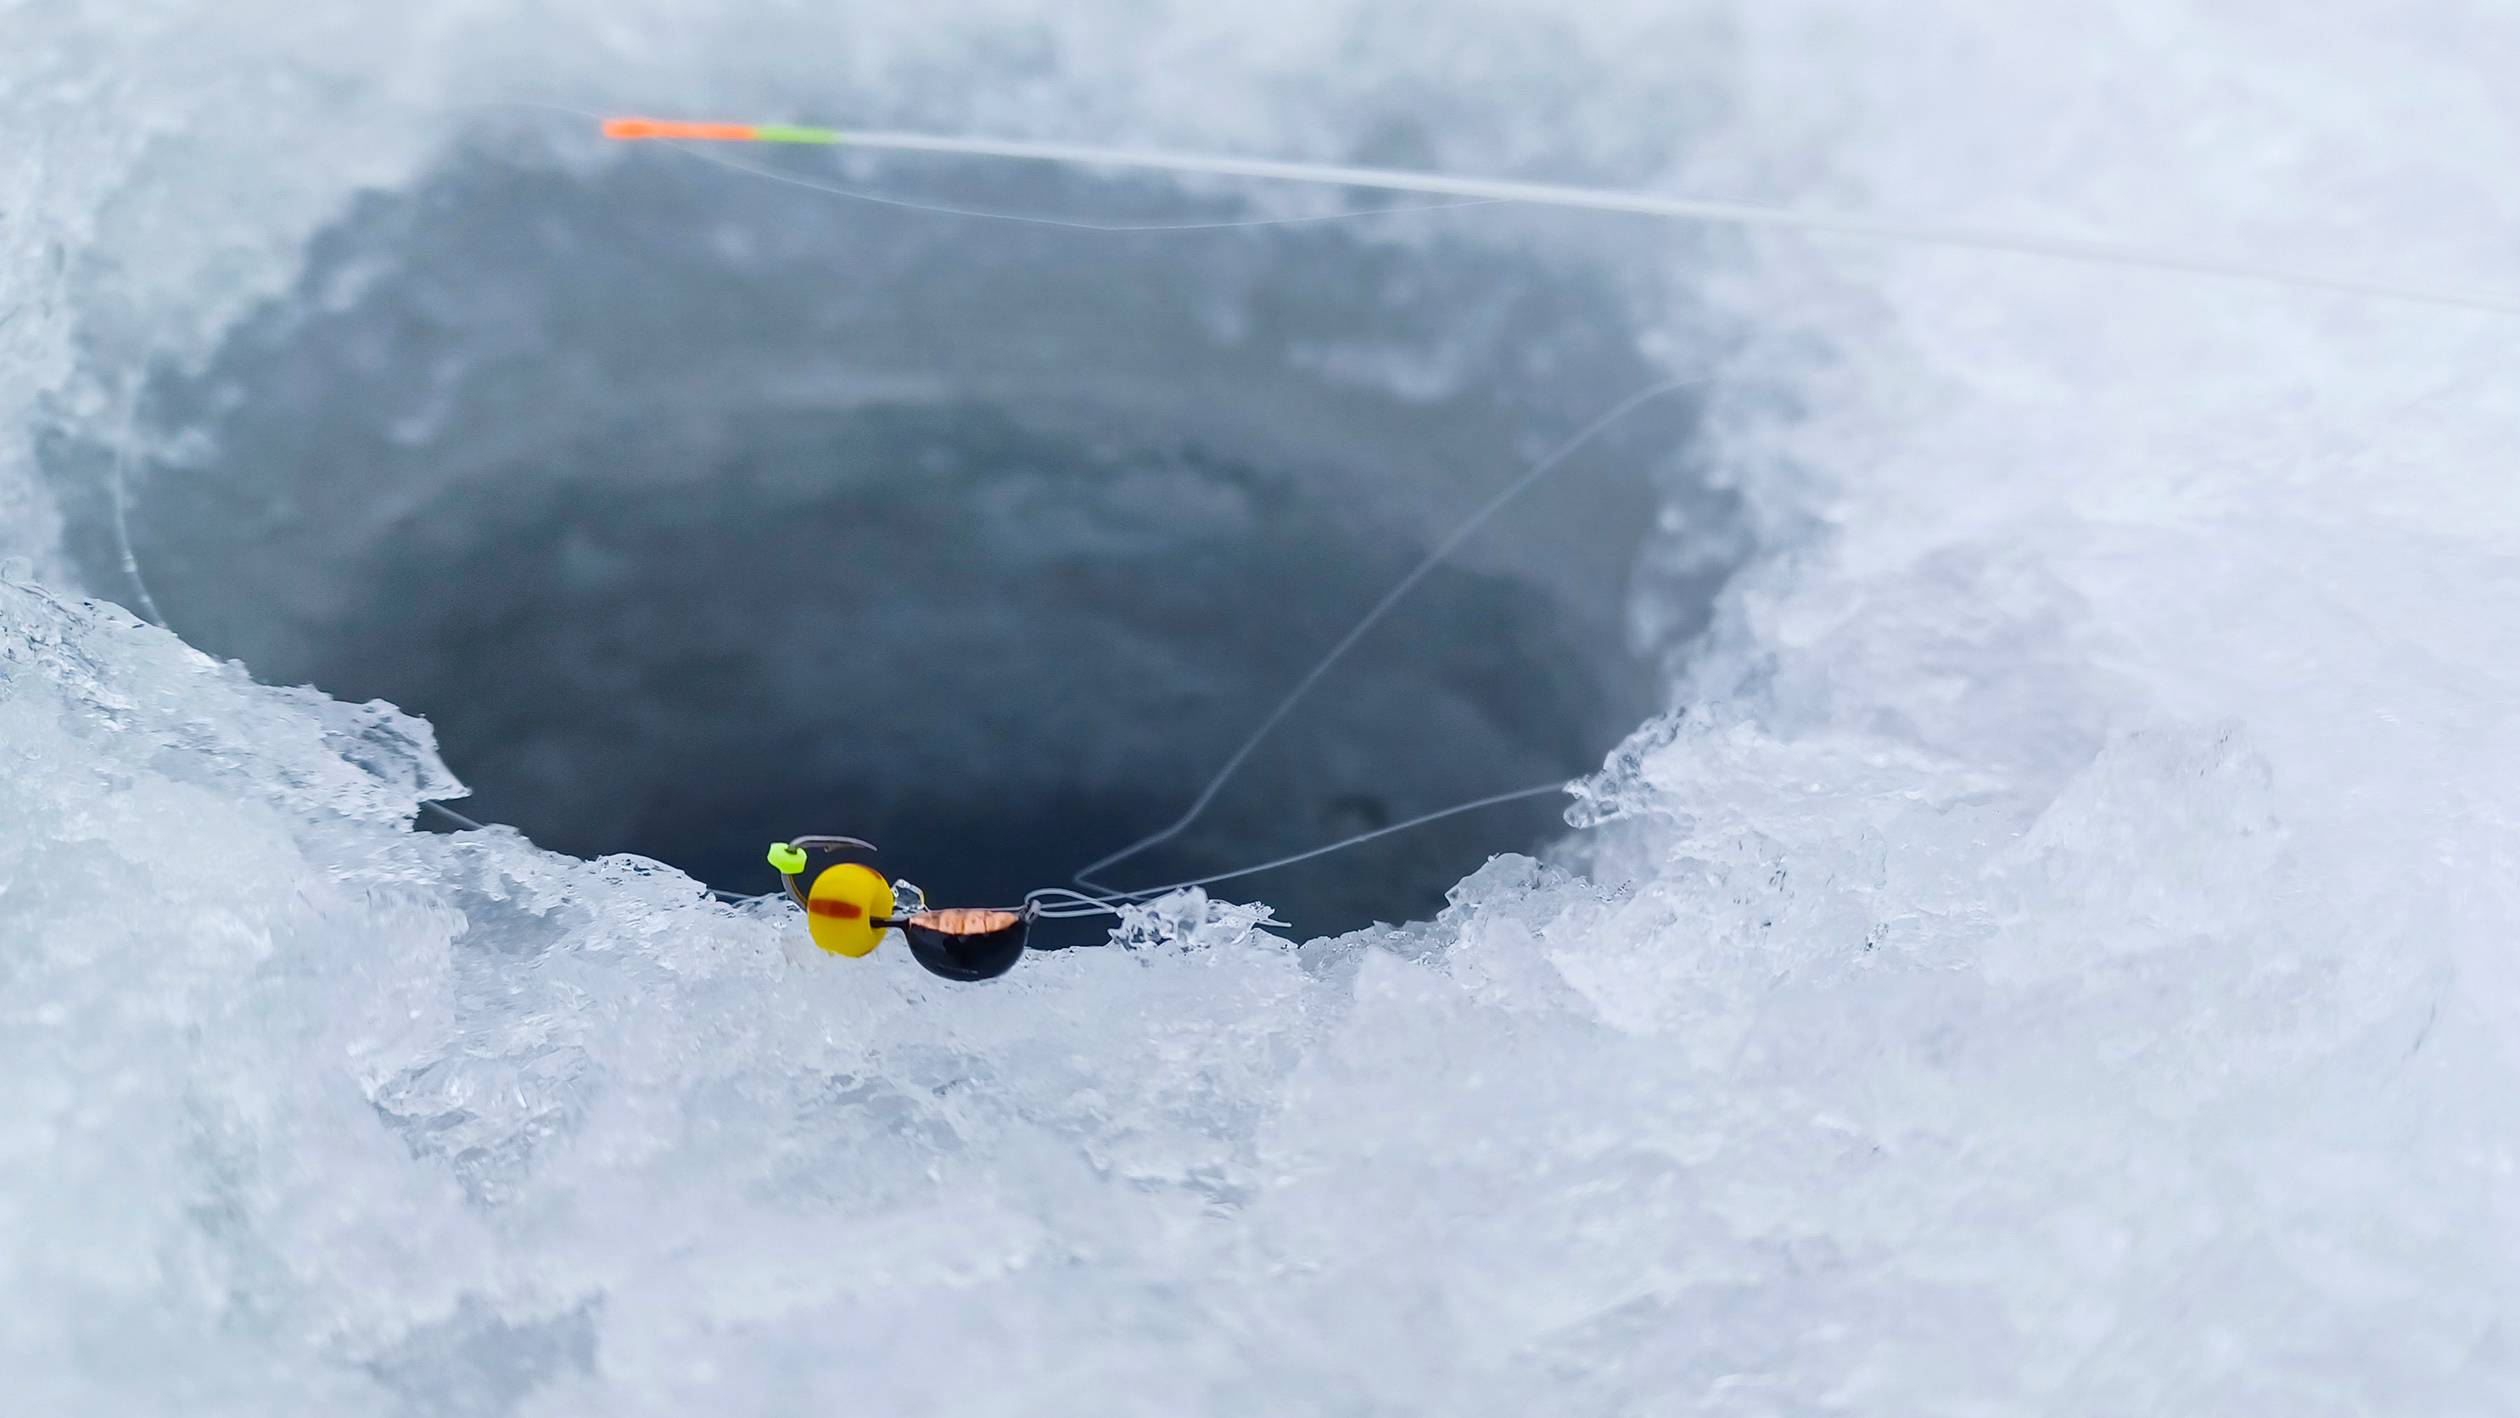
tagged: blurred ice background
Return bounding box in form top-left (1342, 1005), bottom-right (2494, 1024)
top-left (4, 1), bottom-right (2517, 1413)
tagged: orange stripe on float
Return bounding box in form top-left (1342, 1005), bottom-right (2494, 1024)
top-left (808, 899), bottom-right (865, 919)
top-left (602, 117), bottom-right (762, 142)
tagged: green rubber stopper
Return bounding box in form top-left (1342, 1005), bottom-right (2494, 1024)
top-left (767, 841), bottom-right (808, 875)
top-left (754, 124), bottom-right (843, 145)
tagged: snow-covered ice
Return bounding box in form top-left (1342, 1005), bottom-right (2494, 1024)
top-left (4, 2), bottom-right (2516, 1412)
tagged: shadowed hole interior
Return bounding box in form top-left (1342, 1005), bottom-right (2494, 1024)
top-left (69, 127), bottom-right (1745, 934)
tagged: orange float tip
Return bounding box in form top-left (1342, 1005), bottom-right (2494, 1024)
top-left (601, 117), bottom-right (762, 142)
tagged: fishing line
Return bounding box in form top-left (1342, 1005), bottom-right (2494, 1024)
top-left (1025, 781), bottom-right (1568, 920)
top-left (105, 371), bottom-right (168, 627)
top-left (420, 799), bottom-right (489, 831)
top-left (582, 107), bottom-right (2520, 929)
top-left (478, 100), bottom-right (1497, 233)
top-left (598, 114), bottom-right (2520, 317)
top-left (480, 783), bottom-right (1575, 918)
top-left (103, 359), bottom-right (510, 857)
top-left (238, 104), bottom-right (2520, 955)
top-left (668, 137), bottom-right (1505, 233)
top-left (1070, 374), bottom-right (1704, 898)
top-left (764, 781), bottom-right (1575, 977)
top-left (383, 355), bottom-right (1694, 917)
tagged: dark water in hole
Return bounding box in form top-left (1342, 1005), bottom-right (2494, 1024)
top-left (70, 133), bottom-right (1739, 933)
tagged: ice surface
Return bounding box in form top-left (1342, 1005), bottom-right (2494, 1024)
top-left (6, 2), bottom-right (2519, 1413)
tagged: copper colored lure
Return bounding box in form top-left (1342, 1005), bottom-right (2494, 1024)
top-left (897, 907), bottom-right (1032, 982)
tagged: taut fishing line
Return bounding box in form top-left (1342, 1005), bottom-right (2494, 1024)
top-left (592, 111), bottom-right (2520, 317)
top-left (1070, 375), bottom-right (1705, 900)
top-left (481, 100), bottom-right (1501, 232)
